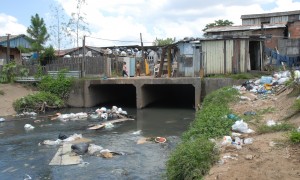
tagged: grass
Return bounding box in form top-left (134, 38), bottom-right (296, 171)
top-left (290, 130), bottom-right (300, 143)
top-left (166, 87), bottom-right (238, 179)
top-left (241, 107), bottom-right (275, 124)
top-left (257, 123), bottom-right (295, 134)
top-left (207, 72), bottom-right (267, 80)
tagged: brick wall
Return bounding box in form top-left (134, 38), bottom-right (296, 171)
top-left (288, 20), bottom-right (300, 38)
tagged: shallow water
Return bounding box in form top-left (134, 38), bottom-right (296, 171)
top-left (0, 107), bottom-right (194, 180)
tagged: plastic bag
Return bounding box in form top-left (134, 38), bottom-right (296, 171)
top-left (244, 138), bottom-right (253, 144)
top-left (71, 143), bottom-right (89, 155)
top-left (232, 120), bottom-right (254, 134)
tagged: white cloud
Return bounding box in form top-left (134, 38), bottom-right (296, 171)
top-left (3, 0), bottom-right (300, 48)
top-left (0, 13), bottom-right (27, 36)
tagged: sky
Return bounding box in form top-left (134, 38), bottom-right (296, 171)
top-left (1, 0), bottom-right (300, 49)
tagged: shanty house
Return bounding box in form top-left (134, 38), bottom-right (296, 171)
top-left (0, 34), bottom-right (31, 64)
top-left (201, 35), bottom-right (265, 75)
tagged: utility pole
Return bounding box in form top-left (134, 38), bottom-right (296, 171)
top-left (6, 33), bottom-right (10, 64)
top-left (82, 35), bottom-right (86, 77)
top-left (140, 33), bottom-right (144, 61)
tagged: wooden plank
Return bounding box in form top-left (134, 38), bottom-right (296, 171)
top-left (88, 118), bottom-right (135, 130)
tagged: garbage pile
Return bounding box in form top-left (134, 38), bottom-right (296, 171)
top-left (92, 106), bottom-right (128, 120)
top-left (233, 70), bottom-right (297, 95)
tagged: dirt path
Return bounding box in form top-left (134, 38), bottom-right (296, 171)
top-left (0, 83), bottom-right (36, 116)
top-left (205, 89), bottom-right (300, 180)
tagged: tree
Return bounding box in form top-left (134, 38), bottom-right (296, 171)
top-left (26, 14), bottom-right (50, 60)
top-left (153, 37), bottom-right (176, 46)
top-left (40, 45), bottom-right (55, 65)
top-left (49, 3), bottom-right (69, 52)
top-left (66, 0), bottom-right (90, 48)
top-left (202, 19), bottom-right (234, 32)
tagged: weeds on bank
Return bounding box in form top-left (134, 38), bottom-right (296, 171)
top-left (207, 73), bottom-right (265, 80)
top-left (290, 130), bottom-right (300, 143)
top-left (166, 87), bottom-right (238, 180)
top-left (257, 123), bottom-right (294, 134)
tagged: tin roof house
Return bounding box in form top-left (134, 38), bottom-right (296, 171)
top-left (0, 34), bottom-right (31, 65)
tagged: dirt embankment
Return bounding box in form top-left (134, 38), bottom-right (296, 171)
top-left (0, 83), bottom-right (36, 116)
top-left (205, 89), bottom-right (300, 180)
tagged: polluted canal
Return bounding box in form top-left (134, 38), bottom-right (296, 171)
top-left (0, 107), bottom-right (194, 179)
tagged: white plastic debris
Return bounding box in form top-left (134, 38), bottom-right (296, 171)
top-left (266, 120), bottom-right (276, 127)
top-left (57, 112), bottom-right (88, 121)
top-left (294, 70), bottom-right (300, 79)
top-left (63, 133), bottom-right (82, 142)
top-left (232, 120), bottom-right (254, 134)
top-left (101, 113), bottom-right (108, 120)
top-left (231, 132), bottom-right (242, 137)
top-left (24, 174), bottom-right (32, 180)
top-left (244, 138), bottom-right (254, 145)
top-left (221, 136), bottom-right (232, 146)
top-left (100, 107), bottom-right (107, 112)
top-left (297, 126), bottom-right (300, 132)
top-left (0, 118), bottom-right (5, 122)
top-left (24, 124), bottom-right (35, 130)
top-left (88, 144), bottom-right (104, 155)
top-left (43, 139), bottom-right (62, 145)
top-left (277, 77), bottom-right (289, 85)
top-left (89, 114), bottom-right (99, 119)
top-left (132, 130), bottom-right (142, 135)
top-left (104, 122), bottom-right (114, 129)
top-left (240, 96), bottom-right (251, 101)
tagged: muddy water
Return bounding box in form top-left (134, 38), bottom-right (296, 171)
top-left (0, 107), bottom-right (194, 180)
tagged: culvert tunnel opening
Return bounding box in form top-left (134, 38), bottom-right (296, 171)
top-left (93, 84), bottom-right (136, 108)
top-left (142, 84), bottom-right (195, 109)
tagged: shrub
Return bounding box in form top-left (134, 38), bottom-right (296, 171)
top-left (290, 130), bottom-right (300, 143)
top-left (38, 70), bottom-right (74, 100)
top-left (0, 61), bottom-right (17, 83)
top-left (166, 138), bottom-right (219, 180)
top-left (13, 91), bottom-right (64, 112)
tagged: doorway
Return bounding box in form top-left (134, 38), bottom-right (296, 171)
top-left (249, 41), bottom-right (261, 70)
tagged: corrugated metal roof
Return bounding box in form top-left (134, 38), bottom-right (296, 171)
top-left (205, 24), bottom-right (286, 33)
top-left (241, 10), bottom-right (300, 19)
top-left (0, 34), bottom-right (26, 43)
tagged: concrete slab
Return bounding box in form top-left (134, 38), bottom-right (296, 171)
top-left (49, 144), bottom-right (82, 166)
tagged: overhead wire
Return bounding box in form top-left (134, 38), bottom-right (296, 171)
top-left (85, 35), bottom-right (153, 44)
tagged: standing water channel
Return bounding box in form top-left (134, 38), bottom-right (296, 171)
top-left (0, 107), bottom-right (194, 179)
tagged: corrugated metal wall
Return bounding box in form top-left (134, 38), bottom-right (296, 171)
top-left (270, 16), bottom-right (288, 23)
top-left (202, 39), bottom-right (250, 75)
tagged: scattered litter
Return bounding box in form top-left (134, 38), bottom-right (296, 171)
top-left (78, 161), bottom-right (89, 167)
top-left (105, 122), bottom-right (114, 129)
top-left (240, 96), bottom-right (251, 101)
top-left (33, 120), bottom-right (42, 123)
top-left (232, 120), bottom-right (254, 134)
top-left (99, 149), bottom-right (113, 158)
top-left (231, 132), bottom-right (242, 137)
top-left (88, 144), bottom-right (104, 155)
top-left (223, 154), bottom-right (238, 160)
top-left (222, 136), bottom-right (232, 146)
top-left (0, 118), bottom-right (5, 122)
top-left (269, 141), bottom-right (276, 147)
top-left (56, 112), bottom-right (88, 121)
top-left (297, 126), bottom-right (300, 132)
top-left (42, 139), bottom-right (62, 146)
top-left (63, 133), bottom-right (82, 142)
top-left (71, 143), bottom-right (89, 155)
top-left (244, 111), bottom-right (256, 116)
top-left (24, 174), bottom-right (32, 180)
top-left (245, 154), bottom-right (254, 160)
top-left (58, 133), bottom-right (68, 140)
top-left (266, 120), bottom-right (276, 127)
top-left (132, 130), bottom-right (142, 135)
top-left (227, 114), bottom-right (239, 120)
top-left (24, 124), bottom-right (35, 131)
top-left (243, 138), bottom-right (254, 145)
top-left (154, 137), bottom-right (167, 143)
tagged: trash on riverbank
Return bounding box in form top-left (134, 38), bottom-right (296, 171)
top-left (71, 143), bottom-right (89, 155)
top-left (0, 118), bottom-right (5, 122)
top-left (154, 137), bottom-right (167, 143)
top-left (232, 120), bottom-right (254, 134)
top-left (54, 112), bottom-right (88, 121)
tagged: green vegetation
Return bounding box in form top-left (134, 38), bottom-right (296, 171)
top-left (257, 123), bottom-right (294, 134)
top-left (0, 90), bottom-right (4, 95)
top-left (13, 91), bottom-right (64, 112)
top-left (207, 73), bottom-right (264, 80)
top-left (289, 130), bottom-right (300, 143)
top-left (153, 37), bottom-right (176, 46)
top-left (0, 62), bottom-right (17, 83)
top-left (38, 70), bottom-right (74, 100)
top-left (166, 87), bottom-right (238, 179)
